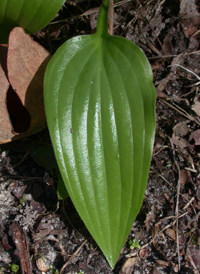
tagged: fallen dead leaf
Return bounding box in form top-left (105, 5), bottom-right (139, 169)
top-left (179, 169), bottom-right (188, 185)
top-left (162, 32), bottom-right (173, 55)
top-left (173, 121), bottom-right (190, 137)
top-left (179, 169), bottom-right (188, 193)
top-left (180, 0), bottom-right (200, 38)
top-left (0, 28), bottom-right (51, 143)
top-left (155, 259), bottom-right (170, 267)
top-left (192, 95), bottom-right (200, 117)
top-left (165, 228), bottom-right (176, 241)
top-left (171, 133), bottom-right (188, 148)
top-left (6, 85), bottom-right (31, 134)
top-left (187, 246), bottom-right (200, 271)
top-left (150, 267), bottom-right (161, 274)
top-left (190, 129), bottom-right (200, 145)
top-left (156, 88), bottom-right (167, 99)
top-left (119, 257), bottom-right (138, 274)
top-left (156, 55), bottom-right (182, 95)
top-left (145, 205), bottom-right (155, 232)
top-left (0, 45), bottom-right (13, 143)
top-left (7, 27), bottom-right (51, 138)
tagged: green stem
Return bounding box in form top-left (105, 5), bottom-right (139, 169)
top-left (96, 0), bottom-right (109, 37)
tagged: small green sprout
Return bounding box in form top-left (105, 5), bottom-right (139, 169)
top-left (49, 264), bottom-right (59, 274)
top-left (38, 253), bottom-right (46, 262)
top-left (128, 238), bottom-right (141, 250)
top-left (10, 263), bottom-right (19, 274)
top-left (19, 196), bottom-right (25, 204)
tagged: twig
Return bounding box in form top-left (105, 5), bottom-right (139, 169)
top-left (160, 212), bottom-right (188, 233)
top-left (169, 64), bottom-right (200, 81)
top-left (187, 248), bottom-right (200, 274)
top-left (50, 0), bottom-right (132, 25)
top-left (0, 175), bottom-right (43, 181)
top-left (183, 197), bottom-right (195, 211)
top-left (152, 168), bottom-right (196, 212)
top-left (155, 0), bottom-right (166, 17)
top-left (184, 167), bottom-right (197, 173)
top-left (148, 50), bottom-right (200, 60)
top-left (158, 174), bottom-right (176, 190)
top-left (108, 0), bottom-right (114, 35)
top-left (59, 240), bottom-right (87, 274)
top-left (13, 152), bottom-right (29, 168)
top-left (169, 63), bottom-right (200, 86)
top-left (153, 145), bottom-right (169, 156)
top-left (187, 211), bottom-right (200, 228)
top-left (159, 98), bottom-right (200, 126)
top-left (61, 200), bottom-right (78, 232)
top-left (126, 212), bottom-right (188, 259)
top-left (168, 137), bottom-right (181, 271)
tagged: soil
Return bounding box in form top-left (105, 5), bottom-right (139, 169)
top-left (1, 0), bottom-right (200, 274)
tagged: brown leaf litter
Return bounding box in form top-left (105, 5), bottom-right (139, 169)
top-left (0, 27), bottom-right (51, 143)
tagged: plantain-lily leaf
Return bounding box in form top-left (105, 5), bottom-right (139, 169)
top-left (44, 0), bottom-right (156, 268)
top-left (0, 0), bottom-right (65, 43)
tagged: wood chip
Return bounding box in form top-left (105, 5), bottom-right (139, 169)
top-left (9, 222), bottom-right (32, 274)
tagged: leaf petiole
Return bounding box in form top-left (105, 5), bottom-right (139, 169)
top-left (96, 0), bottom-right (109, 37)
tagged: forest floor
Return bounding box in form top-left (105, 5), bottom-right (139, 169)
top-left (1, 0), bottom-right (200, 273)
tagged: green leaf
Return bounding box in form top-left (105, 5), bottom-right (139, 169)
top-left (10, 264), bottom-right (19, 274)
top-left (129, 238), bottom-right (141, 249)
top-left (23, 132), bottom-right (68, 200)
top-left (57, 172), bottom-right (69, 200)
top-left (23, 130), bottom-right (60, 173)
top-left (44, 0), bottom-right (156, 268)
top-left (0, 0), bottom-right (65, 43)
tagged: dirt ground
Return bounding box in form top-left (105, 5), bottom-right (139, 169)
top-left (1, 0), bottom-right (200, 273)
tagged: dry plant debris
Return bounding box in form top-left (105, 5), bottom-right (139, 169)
top-left (0, 27), bottom-right (51, 143)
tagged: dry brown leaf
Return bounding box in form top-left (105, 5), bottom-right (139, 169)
top-left (180, 0), bottom-right (200, 50)
top-left (171, 133), bottom-right (188, 148)
top-left (162, 33), bottom-right (173, 55)
top-left (120, 257), bottom-right (138, 274)
top-left (0, 27), bottom-right (51, 143)
top-left (145, 205), bottom-right (155, 232)
top-left (179, 169), bottom-right (188, 185)
top-left (150, 267), bottom-right (161, 274)
top-left (165, 228), bottom-right (176, 241)
top-left (0, 45), bottom-right (13, 143)
top-left (0, 48), bottom-right (31, 143)
top-left (192, 96), bottom-right (200, 117)
top-left (156, 55), bottom-right (182, 95)
top-left (155, 259), bottom-right (170, 267)
top-left (180, 0), bottom-right (200, 38)
top-left (190, 129), bottom-right (200, 145)
top-left (187, 246), bottom-right (200, 271)
top-left (192, 101), bottom-right (200, 116)
top-left (156, 87), bottom-right (167, 99)
top-left (7, 27), bottom-right (51, 138)
top-left (173, 121), bottom-right (190, 137)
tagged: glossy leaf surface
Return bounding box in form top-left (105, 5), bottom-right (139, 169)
top-left (44, 0), bottom-right (156, 268)
top-left (0, 0), bottom-right (65, 43)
